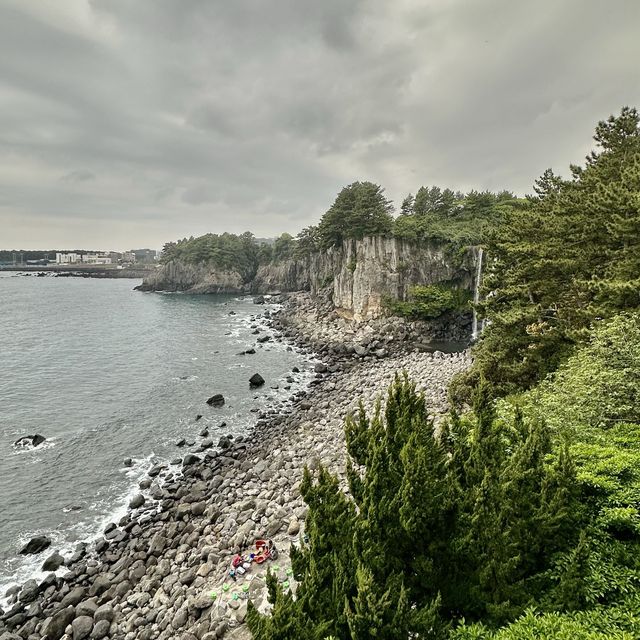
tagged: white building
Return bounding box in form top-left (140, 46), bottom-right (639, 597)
top-left (55, 252), bottom-right (112, 265)
top-left (56, 252), bottom-right (82, 264)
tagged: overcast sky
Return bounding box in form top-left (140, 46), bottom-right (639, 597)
top-left (1, 0), bottom-right (639, 250)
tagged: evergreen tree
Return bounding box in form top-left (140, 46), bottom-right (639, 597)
top-left (317, 182), bottom-right (394, 248)
top-left (462, 107), bottom-right (640, 394)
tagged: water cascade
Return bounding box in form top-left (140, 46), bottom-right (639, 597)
top-left (471, 246), bottom-right (484, 341)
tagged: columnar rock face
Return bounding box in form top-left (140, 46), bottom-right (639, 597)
top-left (136, 261), bottom-right (245, 294)
top-left (138, 236), bottom-right (476, 320)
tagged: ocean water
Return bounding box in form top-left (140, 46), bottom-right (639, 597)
top-left (0, 274), bottom-right (312, 594)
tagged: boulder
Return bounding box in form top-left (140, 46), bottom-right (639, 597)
top-left (217, 436), bottom-right (231, 449)
top-left (93, 603), bottom-right (115, 623)
top-left (206, 394), bottom-right (225, 407)
top-left (13, 434), bottom-right (46, 448)
top-left (42, 606), bottom-right (75, 640)
top-left (41, 551), bottom-right (64, 572)
top-left (314, 362), bottom-right (328, 374)
top-left (249, 373), bottom-right (265, 388)
top-left (123, 457), bottom-right (133, 467)
top-left (128, 494), bottom-right (145, 509)
top-left (253, 295), bottom-right (265, 304)
top-left (90, 619), bottom-right (110, 639)
top-left (183, 454), bottom-right (201, 466)
top-left (18, 579), bottom-right (39, 603)
top-left (71, 616), bottom-right (94, 640)
top-left (19, 535), bottom-right (51, 555)
top-left (256, 335), bottom-right (271, 343)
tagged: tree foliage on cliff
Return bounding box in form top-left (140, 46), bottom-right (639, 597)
top-left (160, 232), bottom-right (260, 281)
top-left (317, 181), bottom-right (395, 249)
top-left (456, 107), bottom-right (640, 395)
top-left (394, 187), bottom-right (522, 248)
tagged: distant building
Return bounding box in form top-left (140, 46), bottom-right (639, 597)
top-left (55, 252), bottom-right (112, 265)
top-left (121, 251), bottom-right (136, 264)
top-left (56, 252), bottom-right (82, 264)
top-left (130, 249), bottom-right (157, 264)
top-left (83, 253), bottom-right (112, 265)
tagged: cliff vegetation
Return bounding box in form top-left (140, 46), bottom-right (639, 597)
top-left (247, 108), bottom-right (640, 639)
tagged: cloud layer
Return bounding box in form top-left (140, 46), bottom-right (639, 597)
top-left (1, 0), bottom-right (639, 249)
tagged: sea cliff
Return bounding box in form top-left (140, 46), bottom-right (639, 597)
top-left (138, 236), bottom-right (478, 322)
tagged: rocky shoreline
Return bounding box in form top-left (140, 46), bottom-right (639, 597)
top-left (0, 296), bottom-right (471, 640)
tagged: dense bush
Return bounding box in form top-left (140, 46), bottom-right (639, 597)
top-left (248, 376), bottom-right (583, 638)
top-left (384, 284), bottom-right (471, 320)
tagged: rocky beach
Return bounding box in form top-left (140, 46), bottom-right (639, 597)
top-left (0, 295), bottom-right (470, 640)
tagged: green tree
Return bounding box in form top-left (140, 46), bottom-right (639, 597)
top-left (317, 182), bottom-right (394, 248)
top-left (461, 107), bottom-right (640, 395)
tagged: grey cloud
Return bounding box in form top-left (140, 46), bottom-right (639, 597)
top-left (61, 170), bottom-right (95, 182)
top-left (1, 0), bottom-right (639, 249)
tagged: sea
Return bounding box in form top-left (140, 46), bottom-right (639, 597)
top-left (0, 273), bottom-right (313, 597)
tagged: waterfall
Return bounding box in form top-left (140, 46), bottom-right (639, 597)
top-left (471, 247), bottom-right (484, 341)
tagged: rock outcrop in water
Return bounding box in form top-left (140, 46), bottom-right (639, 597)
top-left (13, 434), bottom-right (46, 449)
top-left (138, 236), bottom-right (478, 322)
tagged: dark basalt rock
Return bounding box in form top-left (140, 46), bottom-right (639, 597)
top-left (13, 434), bottom-right (46, 448)
top-left (249, 373), bottom-right (265, 388)
top-left (19, 536), bottom-right (51, 555)
top-left (182, 454), bottom-right (200, 466)
top-left (206, 394), bottom-right (225, 407)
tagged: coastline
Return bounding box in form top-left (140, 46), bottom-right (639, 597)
top-left (0, 295), bottom-right (471, 640)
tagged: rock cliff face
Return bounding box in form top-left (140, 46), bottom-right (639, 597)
top-left (135, 260), bottom-right (245, 294)
top-left (138, 236), bottom-right (477, 320)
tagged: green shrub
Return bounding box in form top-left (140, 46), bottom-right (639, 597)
top-left (385, 284), bottom-right (471, 320)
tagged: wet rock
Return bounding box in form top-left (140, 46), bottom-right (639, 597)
top-left (128, 494), bottom-right (145, 509)
top-left (249, 373), bottom-right (265, 388)
top-left (182, 454), bottom-right (201, 466)
top-left (217, 436), bottom-right (231, 449)
top-left (253, 295), bottom-right (265, 304)
top-left (206, 394), bottom-right (225, 407)
top-left (41, 552), bottom-right (64, 572)
top-left (19, 535), bottom-right (51, 555)
top-left (18, 579), bottom-right (39, 603)
top-left (314, 362), bottom-right (328, 373)
top-left (13, 434), bottom-right (46, 448)
top-left (256, 335), bottom-right (270, 343)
